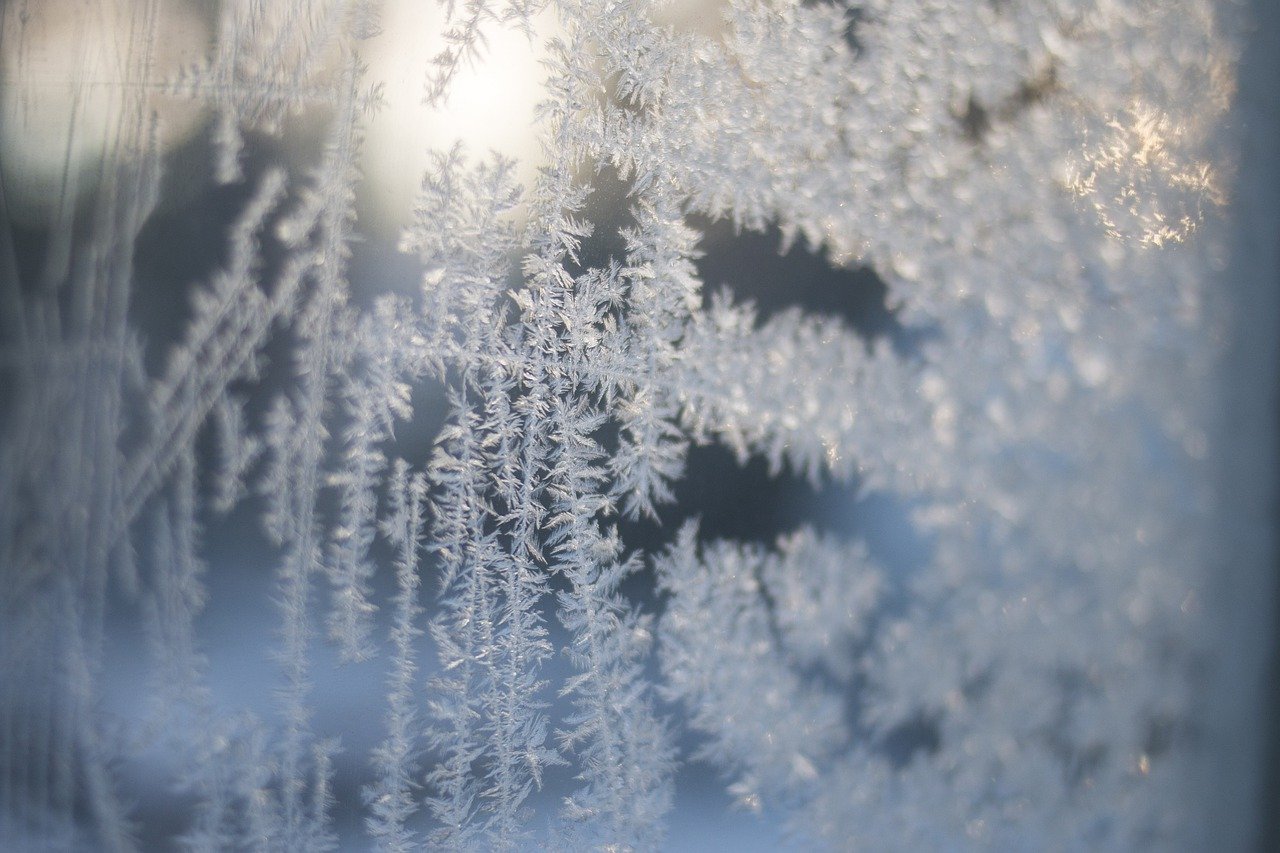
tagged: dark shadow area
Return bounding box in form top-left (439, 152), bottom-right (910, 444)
top-left (879, 714), bottom-right (942, 768)
top-left (661, 445), bottom-right (858, 546)
top-left (133, 173), bottom-right (272, 374)
top-left (690, 214), bottom-right (928, 355)
top-left (801, 0), bottom-right (865, 54)
top-left (569, 164), bottom-right (637, 276)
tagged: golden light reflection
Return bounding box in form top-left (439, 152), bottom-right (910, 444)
top-left (1066, 100), bottom-right (1226, 248)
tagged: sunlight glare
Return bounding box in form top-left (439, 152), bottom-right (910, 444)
top-left (359, 1), bottom-right (565, 235)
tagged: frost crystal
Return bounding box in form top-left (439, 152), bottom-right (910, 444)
top-left (0, 0), bottom-right (1269, 849)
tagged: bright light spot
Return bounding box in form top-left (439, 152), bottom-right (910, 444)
top-left (359, 1), bottom-right (564, 236)
top-left (1066, 100), bottom-right (1225, 248)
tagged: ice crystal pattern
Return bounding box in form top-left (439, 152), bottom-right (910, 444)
top-left (0, 0), bottom-right (1251, 849)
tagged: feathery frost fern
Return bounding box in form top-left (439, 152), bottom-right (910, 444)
top-left (0, 0), bottom-right (1265, 849)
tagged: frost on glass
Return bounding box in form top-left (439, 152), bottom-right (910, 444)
top-left (0, 0), bottom-right (1269, 850)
